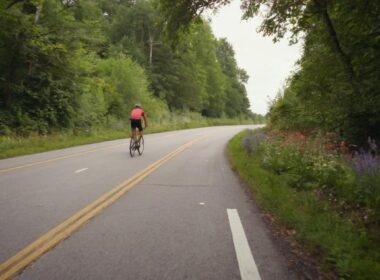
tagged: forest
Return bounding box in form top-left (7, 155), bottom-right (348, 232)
top-left (159, 0), bottom-right (380, 146)
top-left (266, 0), bottom-right (380, 146)
top-left (0, 0), bottom-right (258, 137)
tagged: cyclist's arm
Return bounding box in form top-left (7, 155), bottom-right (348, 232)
top-left (143, 113), bottom-right (148, 128)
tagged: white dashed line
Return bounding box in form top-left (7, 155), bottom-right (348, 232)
top-left (227, 209), bottom-right (261, 280)
top-left (75, 168), bottom-right (88, 174)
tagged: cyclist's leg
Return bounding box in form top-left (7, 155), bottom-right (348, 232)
top-left (131, 120), bottom-right (138, 141)
top-left (132, 128), bottom-right (137, 140)
top-left (137, 120), bottom-right (143, 140)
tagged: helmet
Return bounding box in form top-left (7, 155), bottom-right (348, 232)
top-left (134, 103), bottom-right (142, 108)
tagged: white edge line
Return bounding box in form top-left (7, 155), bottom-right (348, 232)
top-left (75, 168), bottom-right (88, 174)
top-left (227, 208), bottom-right (261, 280)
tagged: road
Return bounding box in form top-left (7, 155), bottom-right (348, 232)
top-left (0, 126), bottom-right (296, 280)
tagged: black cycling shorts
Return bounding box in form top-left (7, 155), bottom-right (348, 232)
top-left (130, 119), bottom-right (143, 131)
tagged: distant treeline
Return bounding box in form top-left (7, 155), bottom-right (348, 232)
top-left (0, 0), bottom-right (259, 136)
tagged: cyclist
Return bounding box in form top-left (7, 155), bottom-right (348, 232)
top-left (130, 104), bottom-right (147, 142)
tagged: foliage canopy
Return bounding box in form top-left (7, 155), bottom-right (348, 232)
top-left (0, 0), bottom-right (254, 136)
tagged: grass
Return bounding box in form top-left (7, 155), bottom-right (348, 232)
top-left (0, 130), bottom-right (127, 159)
top-left (0, 117), bottom-right (257, 159)
top-left (227, 130), bottom-right (380, 280)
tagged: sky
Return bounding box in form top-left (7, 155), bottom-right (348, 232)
top-left (208, 0), bottom-right (303, 115)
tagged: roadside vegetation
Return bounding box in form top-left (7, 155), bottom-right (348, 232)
top-left (0, 0), bottom-right (264, 155)
top-left (158, 0), bottom-right (380, 146)
top-left (0, 112), bottom-right (259, 159)
top-left (228, 129), bottom-right (380, 279)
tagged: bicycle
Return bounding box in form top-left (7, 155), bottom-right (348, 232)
top-left (129, 134), bottom-right (144, 157)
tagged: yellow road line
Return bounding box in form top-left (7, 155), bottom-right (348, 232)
top-left (0, 143), bottom-right (126, 174)
top-left (0, 136), bottom-right (205, 280)
top-left (0, 134), bottom-right (179, 174)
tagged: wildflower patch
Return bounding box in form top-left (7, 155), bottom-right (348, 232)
top-left (232, 129), bottom-right (380, 279)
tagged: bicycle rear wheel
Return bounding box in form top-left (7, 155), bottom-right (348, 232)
top-left (138, 137), bottom-right (144, 155)
top-left (129, 138), bottom-right (136, 157)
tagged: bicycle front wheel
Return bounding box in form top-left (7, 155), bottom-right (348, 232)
top-left (138, 137), bottom-right (144, 155)
top-left (129, 138), bottom-right (136, 157)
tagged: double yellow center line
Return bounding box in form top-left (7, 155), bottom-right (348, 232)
top-left (0, 136), bottom-right (205, 280)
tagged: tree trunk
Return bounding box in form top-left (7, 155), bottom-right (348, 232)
top-left (314, 0), bottom-right (359, 92)
top-left (4, 51), bottom-right (16, 108)
top-left (28, 1), bottom-right (44, 75)
top-left (148, 30), bottom-right (154, 67)
top-left (34, 1), bottom-right (44, 24)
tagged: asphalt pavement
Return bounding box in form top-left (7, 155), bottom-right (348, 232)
top-left (0, 126), bottom-right (296, 280)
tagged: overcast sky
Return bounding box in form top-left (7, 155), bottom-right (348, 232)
top-left (208, 0), bottom-right (303, 115)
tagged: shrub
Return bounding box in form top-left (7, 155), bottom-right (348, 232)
top-left (246, 130), bottom-right (379, 220)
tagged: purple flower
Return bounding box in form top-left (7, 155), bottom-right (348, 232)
top-left (351, 150), bottom-right (380, 177)
top-left (242, 132), bottom-right (267, 153)
top-left (368, 137), bottom-right (377, 153)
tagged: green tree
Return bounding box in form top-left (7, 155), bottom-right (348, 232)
top-left (157, 0), bottom-right (380, 142)
top-left (268, 0), bottom-right (380, 143)
top-left (216, 39), bottom-right (250, 118)
top-left (0, 0), bottom-right (84, 134)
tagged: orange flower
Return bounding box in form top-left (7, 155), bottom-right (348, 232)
top-left (339, 141), bottom-right (349, 154)
top-left (326, 132), bottom-right (337, 138)
top-left (324, 142), bottom-right (336, 151)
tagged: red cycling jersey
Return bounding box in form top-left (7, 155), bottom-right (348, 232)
top-left (130, 108), bottom-right (145, 119)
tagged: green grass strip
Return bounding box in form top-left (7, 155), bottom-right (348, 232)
top-left (0, 119), bottom-right (257, 159)
top-left (0, 130), bottom-right (128, 159)
top-left (227, 130), bottom-right (380, 280)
